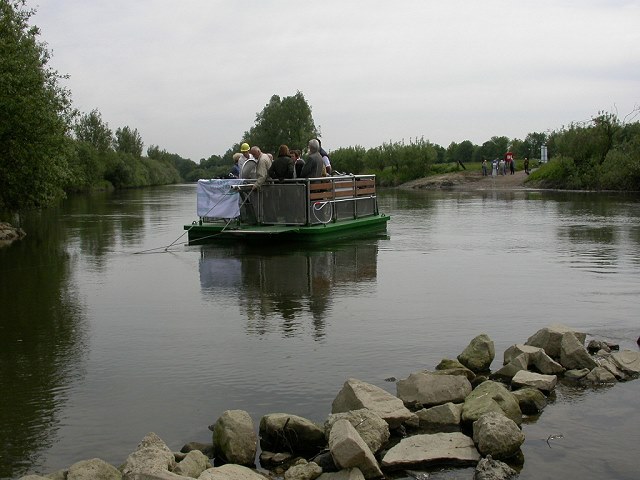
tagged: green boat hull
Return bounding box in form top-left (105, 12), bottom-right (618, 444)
top-left (184, 214), bottom-right (390, 245)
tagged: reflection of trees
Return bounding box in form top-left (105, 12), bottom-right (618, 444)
top-left (0, 210), bottom-right (87, 479)
top-left (199, 241), bottom-right (379, 340)
top-left (62, 190), bottom-right (147, 270)
top-left (553, 194), bottom-right (640, 272)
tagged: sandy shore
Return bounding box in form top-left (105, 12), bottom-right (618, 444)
top-left (401, 169), bottom-right (532, 191)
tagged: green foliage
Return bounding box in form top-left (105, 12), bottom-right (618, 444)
top-left (114, 125), bottom-right (143, 158)
top-left (331, 146), bottom-right (366, 174)
top-left (0, 0), bottom-right (74, 210)
top-left (527, 156), bottom-right (579, 189)
top-left (243, 91), bottom-right (319, 154)
top-left (74, 109), bottom-right (113, 152)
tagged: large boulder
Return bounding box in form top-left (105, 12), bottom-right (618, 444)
top-left (472, 412), bottom-right (525, 460)
top-left (381, 432), bottom-right (480, 469)
top-left (324, 409), bottom-right (389, 455)
top-left (173, 450), bottom-right (211, 478)
top-left (317, 468), bottom-right (365, 480)
top-left (474, 454), bottom-right (518, 480)
top-left (212, 409), bottom-right (257, 466)
top-left (525, 325), bottom-right (586, 359)
top-left (581, 366), bottom-right (617, 385)
top-left (457, 334), bottom-right (495, 372)
top-left (435, 359), bottom-right (476, 381)
top-left (511, 370), bottom-right (557, 393)
top-left (284, 460), bottom-right (323, 480)
top-left (461, 381), bottom-right (522, 426)
top-left (260, 413), bottom-right (326, 455)
top-left (0, 222), bottom-right (26, 248)
top-left (328, 419), bottom-right (383, 479)
top-left (491, 353), bottom-right (529, 381)
top-left (120, 432), bottom-right (177, 479)
top-left (332, 378), bottom-right (414, 429)
top-left (396, 372), bottom-right (472, 408)
top-left (415, 402), bottom-right (462, 432)
top-left (498, 345), bottom-right (564, 378)
top-left (67, 458), bottom-right (121, 480)
top-left (560, 332), bottom-right (597, 370)
top-left (511, 388), bottom-right (547, 414)
top-left (199, 464), bottom-right (269, 480)
top-left (610, 350), bottom-right (640, 376)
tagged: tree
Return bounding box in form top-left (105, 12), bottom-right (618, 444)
top-left (0, 0), bottom-right (74, 210)
top-left (243, 91), bottom-right (319, 154)
top-left (114, 126), bottom-right (143, 158)
top-left (74, 109), bottom-right (113, 152)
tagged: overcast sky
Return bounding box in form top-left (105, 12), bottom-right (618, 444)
top-left (33, 0), bottom-right (639, 161)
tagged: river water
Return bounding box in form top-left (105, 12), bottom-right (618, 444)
top-left (1, 185), bottom-right (639, 480)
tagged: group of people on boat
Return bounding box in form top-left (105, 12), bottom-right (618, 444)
top-left (229, 139), bottom-right (333, 188)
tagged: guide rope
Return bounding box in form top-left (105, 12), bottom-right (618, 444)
top-left (132, 184), bottom-right (253, 254)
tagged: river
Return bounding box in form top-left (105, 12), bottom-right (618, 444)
top-left (0, 185), bottom-right (639, 479)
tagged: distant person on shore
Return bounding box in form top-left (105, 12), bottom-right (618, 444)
top-left (499, 158), bottom-right (506, 175)
top-left (524, 157), bottom-right (530, 175)
top-left (509, 158), bottom-right (515, 175)
top-left (492, 159), bottom-right (498, 177)
top-left (482, 159), bottom-right (488, 176)
top-left (269, 145), bottom-right (294, 181)
top-left (301, 139), bottom-right (325, 178)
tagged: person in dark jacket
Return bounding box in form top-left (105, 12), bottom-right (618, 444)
top-left (291, 150), bottom-right (305, 178)
top-left (300, 139), bottom-right (325, 178)
top-left (268, 145), bottom-right (294, 181)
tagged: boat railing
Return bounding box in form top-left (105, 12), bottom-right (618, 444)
top-left (201, 175), bottom-right (379, 226)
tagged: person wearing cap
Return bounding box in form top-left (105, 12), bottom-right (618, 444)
top-left (229, 153), bottom-right (242, 178)
top-left (239, 142), bottom-right (253, 169)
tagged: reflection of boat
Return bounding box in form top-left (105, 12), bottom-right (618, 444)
top-left (184, 175), bottom-right (389, 244)
top-left (198, 241), bottom-right (380, 337)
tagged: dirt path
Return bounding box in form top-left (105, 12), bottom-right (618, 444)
top-left (401, 169), bottom-right (531, 191)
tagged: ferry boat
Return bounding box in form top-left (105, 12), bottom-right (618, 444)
top-left (184, 174), bottom-right (390, 244)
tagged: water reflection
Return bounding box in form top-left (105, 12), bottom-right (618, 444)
top-left (0, 209), bottom-right (87, 479)
top-left (199, 240), bottom-right (381, 340)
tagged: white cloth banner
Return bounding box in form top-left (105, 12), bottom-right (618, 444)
top-left (196, 179), bottom-right (243, 218)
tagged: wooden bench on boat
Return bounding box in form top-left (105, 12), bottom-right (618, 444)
top-left (308, 177), bottom-right (376, 202)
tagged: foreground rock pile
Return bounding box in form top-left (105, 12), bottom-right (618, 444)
top-left (20, 324), bottom-right (640, 480)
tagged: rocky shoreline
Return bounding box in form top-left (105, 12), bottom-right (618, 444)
top-left (19, 324), bottom-right (640, 480)
top-left (0, 222), bottom-right (26, 248)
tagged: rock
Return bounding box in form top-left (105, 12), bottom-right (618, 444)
top-left (525, 324), bottom-right (586, 359)
top-left (67, 458), bottom-right (121, 480)
top-left (331, 378), bottom-right (414, 429)
top-left (435, 359), bottom-right (476, 381)
top-left (310, 452), bottom-right (338, 473)
top-left (396, 372), bottom-right (472, 408)
top-left (260, 451), bottom-right (295, 468)
top-left (461, 381), bottom-right (522, 426)
top-left (260, 413), bottom-right (326, 455)
top-left (173, 450), bottom-right (210, 478)
top-left (491, 353), bottom-right (528, 381)
top-left (381, 432), bottom-right (480, 469)
top-left (121, 432), bottom-right (177, 479)
top-left (511, 388), bottom-right (547, 414)
top-left (324, 409), bottom-right (389, 454)
top-left (457, 334), bottom-right (495, 372)
top-left (610, 350), bottom-right (640, 376)
top-left (503, 344), bottom-right (542, 364)
top-left (597, 354), bottom-right (627, 380)
top-left (284, 461), bottom-right (323, 480)
top-left (0, 221), bottom-right (26, 247)
top-left (17, 476), bottom-right (50, 480)
top-left (212, 410), bottom-right (257, 466)
top-left (564, 368), bottom-right (591, 380)
top-left (317, 469), bottom-right (365, 480)
top-left (474, 454), bottom-right (518, 480)
top-left (180, 441), bottom-right (214, 456)
top-left (415, 402), bottom-right (462, 432)
top-left (47, 470), bottom-right (67, 480)
top-left (587, 340), bottom-right (610, 354)
top-left (472, 412), bottom-right (525, 461)
top-left (560, 332), bottom-right (597, 370)
top-left (511, 370), bottom-right (557, 393)
top-left (581, 367), bottom-right (617, 385)
top-left (328, 419), bottom-right (383, 479)
top-left (199, 464), bottom-right (269, 480)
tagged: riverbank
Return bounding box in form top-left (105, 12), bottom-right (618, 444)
top-left (401, 169), bottom-right (532, 191)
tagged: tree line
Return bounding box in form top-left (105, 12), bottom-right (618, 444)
top-left (2, 0), bottom-right (638, 215)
